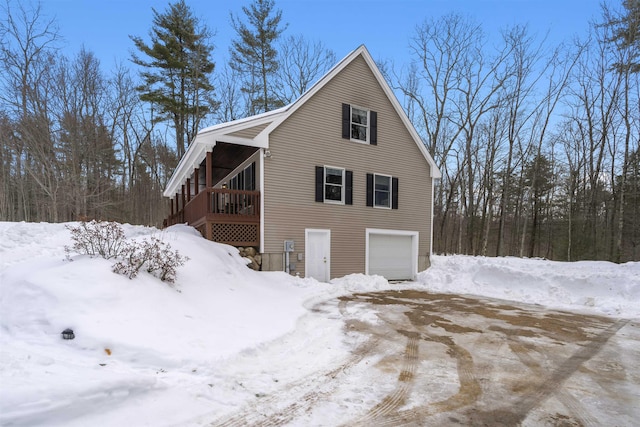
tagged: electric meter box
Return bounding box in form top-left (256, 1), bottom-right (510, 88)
top-left (284, 240), bottom-right (295, 253)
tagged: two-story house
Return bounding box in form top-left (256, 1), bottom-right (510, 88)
top-left (163, 45), bottom-right (441, 281)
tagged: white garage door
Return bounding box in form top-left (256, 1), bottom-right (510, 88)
top-left (368, 232), bottom-right (416, 280)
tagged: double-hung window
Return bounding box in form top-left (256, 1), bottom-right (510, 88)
top-left (315, 166), bottom-right (353, 205)
top-left (374, 174), bottom-right (392, 208)
top-left (342, 103), bottom-right (377, 145)
top-left (325, 167), bottom-right (344, 203)
top-left (351, 107), bottom-right (368, 142)
top-left (367, 173), bottom-right (398, 209)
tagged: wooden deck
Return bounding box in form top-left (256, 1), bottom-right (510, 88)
top-left (165, 188), bottom-right (260, 247)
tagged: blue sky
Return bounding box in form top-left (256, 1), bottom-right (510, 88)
top-left (39, 0), bottom-right (605, 72)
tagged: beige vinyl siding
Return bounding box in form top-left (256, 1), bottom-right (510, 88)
top-left (229, 122), bottom-right (270, 139)
top-left (263, 54), bottom-right (432, 279)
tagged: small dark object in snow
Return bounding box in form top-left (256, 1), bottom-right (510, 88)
top-left (61, 328), bottom-right (75, 340)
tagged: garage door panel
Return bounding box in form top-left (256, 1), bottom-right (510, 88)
top-left (368, 233), bottom-right (414, 280)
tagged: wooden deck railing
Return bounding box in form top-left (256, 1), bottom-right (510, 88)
top-left (209, 188), bottom-right (260, 220)
top-left (165, 188), bottom-right (260, 247)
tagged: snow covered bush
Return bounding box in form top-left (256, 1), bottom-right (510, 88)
top-left (112, 237), bottom-right (188, 283)
top-left (142, 237), bottom-right (189, 283)
top-left (111, 240), bottom-right (147, 279)
top-left (65, 220), bottom-right (127, 259)
top-left (66, 220), bottom-right (188, 284)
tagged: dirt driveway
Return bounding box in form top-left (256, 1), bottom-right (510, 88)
top-left (210, 290), bottom-right (639, 426)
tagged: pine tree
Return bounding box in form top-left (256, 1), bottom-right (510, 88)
top-left (602, 0), bottom-right (640, 73)
top-left (230, 0), bottom-right (287, 115)
top-left (130, 0), bottom-right (216, 157)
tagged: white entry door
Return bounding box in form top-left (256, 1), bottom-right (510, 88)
top-left (305, 229), bottom-right (330, 282)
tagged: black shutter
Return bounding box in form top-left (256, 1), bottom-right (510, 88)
top-left (345, 170), bottom-right (353, 205)
top-left (315, 166), bottom-right (324, 202)
top-left (370, 110), bottom-right (377, 145)
top-left (342, 103), bottom-right (350, 139)
top-left (366, 173), bottom-right (373, 207)
top-left (392, 177), bottom-right (399, 209)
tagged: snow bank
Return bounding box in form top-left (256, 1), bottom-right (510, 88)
top-left (418, 255), bottom-right (640, 318)
top-left (2, 221), bottom-right (639, 426)
top-left (0, 222), bottom-right (316, 426)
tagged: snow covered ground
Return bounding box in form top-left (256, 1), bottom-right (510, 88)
top-left (1, 222), bottom-right (638, 426)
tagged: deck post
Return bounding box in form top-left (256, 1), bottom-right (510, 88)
top-left (181, 185), bottom-right (186, 214)
top-left (205, 151), bottom-right (212, 187)
top-left (186, 178), bottom-right (191, 202)
top-left (205, 151), bottom-right (213, 240)
top-left (176, 192), bottom-right (180, 220)
top-left (193, 168), bottom-right (199, 196)
top-left (205, 151), bottom-right (213, 205)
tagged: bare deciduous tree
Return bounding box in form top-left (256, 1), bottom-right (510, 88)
top-left (275, 34), bottom-right (336, 103)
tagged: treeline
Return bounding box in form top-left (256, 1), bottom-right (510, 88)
top-left (1, 0), bottom-right (638, 262)
top-left (393, 7), bottom-right (639, 262)
top-left (0, 0), bottom-right (335, 226)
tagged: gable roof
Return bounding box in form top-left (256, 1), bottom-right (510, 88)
top-left (163, 45), bottom-right (441, 198)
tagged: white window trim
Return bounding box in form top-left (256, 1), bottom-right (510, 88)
top-left (373, 173), bottom-right (392, 209)
top-left (350, 105), bottom-right (370, 144)
top-left (324, 165), bottom-right (345, 205)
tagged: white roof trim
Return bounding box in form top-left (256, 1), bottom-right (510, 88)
top-left (361, 46), bottom-right (441, 178)
top-left (163, 142), bottom-right (213, 197)
top-left (164, 44), bottom-right (442, 198)
top-left (258, 45), bottom-right (441, 179)
top-left (163, 110), bottom-right (285, 197)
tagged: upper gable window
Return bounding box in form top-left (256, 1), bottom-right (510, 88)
top-left (351, 107), bottom-right (369, 142)
top-left (342, 103), bottom-right (377, 145)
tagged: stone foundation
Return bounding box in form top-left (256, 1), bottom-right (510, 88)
top-left (238, 246), bottom-right (262, 270)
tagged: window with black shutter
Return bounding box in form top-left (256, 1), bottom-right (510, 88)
top-left (367, 173), bottom-right (398, 209)
top-left (342, 103), bottom-right (377, 145)
top-left (315, 166), bottom-right (352, 205)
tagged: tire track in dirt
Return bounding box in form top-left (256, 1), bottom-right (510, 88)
top-left (209, 300), bottom-right (380, 427)
top-left (504, 335), bottom-right (600, 426)
top-left (369, 333), bottom-right (482, 427)
top-left (500, 335), bottom-right (599, 426)
top-left (341, 291), bottom-right (625, 426)
top-left (555, 390), bottom-right (600, 427)
top-left (343, 292), bottom-right (484, 427)
top-left (463, 318), bottom-right (629, 426)
top-left (211, 340), bottom-right (377, 427)
top-left (347, 332), bottom-right (420, 426)
top-left (208, 291), bottom-right (631, 426)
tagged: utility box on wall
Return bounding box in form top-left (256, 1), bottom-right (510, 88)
top-left (284, 240), bottom-right (294, 253)
top-left (284, 240), bottom-right (295, 274)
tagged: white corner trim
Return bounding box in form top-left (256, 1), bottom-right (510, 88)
top-left (430, 179), bottom-right (435, 258)
top-left (259, 149), bottom-right (266, 251)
